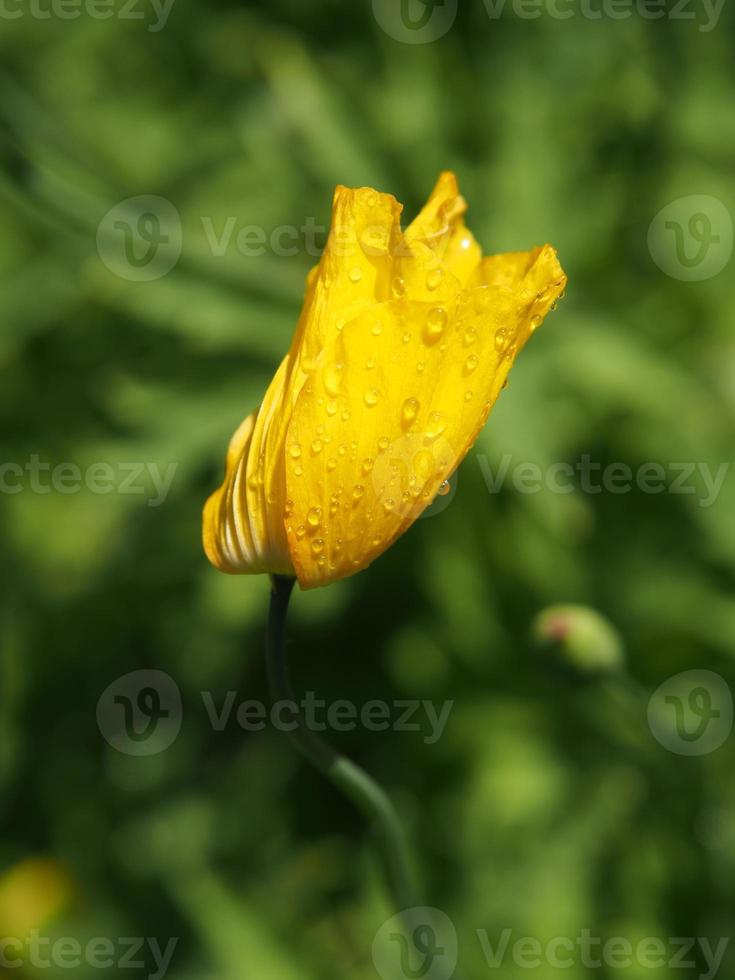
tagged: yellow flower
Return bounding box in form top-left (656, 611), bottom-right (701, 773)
top-left (203, 172), bottom-right (566, 589)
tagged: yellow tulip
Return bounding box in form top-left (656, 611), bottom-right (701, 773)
top-left (203, 171), bottom-right (566, 589)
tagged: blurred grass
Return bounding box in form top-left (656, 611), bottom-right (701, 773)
top-left (1, 2), bottom-right (735, 979)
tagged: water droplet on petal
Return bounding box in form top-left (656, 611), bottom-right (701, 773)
top-left (424, 307), bottom-right (448, 345)
top-left (378, 436), bottom-right (390, 452)
top-left (494, 327), bottom-right (509, 354)
top-left (464, 354), bottom-right (479, 374)
top-left (349, 266), bottom-right (362, 283)
top-left (311, 537), bottom-right (325, 555)
top-left (364, 388), bottom-right (381, 407)
top-left (362, 457), bottom-right (375, 474)
top-left (289, 443), bottom-right (302, 459)
top-left (426, 267), bottom-right (443, 290)
top-left (401, 397), bottom-right (420, 430)
top-left (365, 356), bottom-right (376, 370)
top-left (438, 480), bottom-right (451, 496)
top-left (311, 439), bottom-right (323, 454)
top-left (326, 401), bottom-right (338, 417)
top-left (307, 507), bottom-right (322, 529)
top-left (463, 325), bottom-right (477, 346)
top-left (296, 524), bottom-right (306, 539)
top-left (425, 412), bottom-right (447, 443)
top-left (530, 314), bottom-right (542, 332)
top-left (323, 363), bottom-right (343, 397)
top-left (341, 409), bottom-right (351, 421)
top-left (327, 458), bottom-right (337, 471)
top-left (391, 276), bottom-right (406, 298)
top-left (353, 484), bottom-right (365, 502)
top-left (372, 321), bottom-right (383, 337)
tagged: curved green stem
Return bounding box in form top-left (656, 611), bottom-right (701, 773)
top-left (266, 574), bottom-right (419, 912)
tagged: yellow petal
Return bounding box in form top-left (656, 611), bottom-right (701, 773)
top-left (404, 170), bottom-right (482, 289)
top-left (285, 242), bottom-right (566, 589)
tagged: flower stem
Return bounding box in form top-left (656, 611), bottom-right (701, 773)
top-left (266, 574), bottom-right (420, 912)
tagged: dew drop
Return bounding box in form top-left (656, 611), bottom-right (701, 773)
top-left (284, 498), bottom-right (294, 515)
top-left (494, 327), bottom-right (509, 354)
top-left (362, 457), bottom-right (375, 475)
top-left (326, 401), bottom-right (338, 417)
top-left (311, 537), bottom-right (325, 556)
top-left (401, 397), bottom-right (420, 430)
top-left (465, 390), bottom-right (474, 401)
top-left (463, 325), bottom-right (477, 346)
top-left (311, 439), bottom-right (323, 454)
top-left (464, 354), bottom-right (479, 374)
top-left (349, 266), bottom-right (362, 283)
top-left (424, 307), bottom-right (448, 344)
top-left (341, 409), bottom-right (351, 421)
top-left (438, 480), bottom-right (451, 496)
top-left (426, 267), bottom-right (443, 290)
top-left (289, 443), bottom-right (302, 459)
top-left (295, 524), bottom-right (306, 540)
top-left (352, 484), bottom-right (365, 502)
top-left (425, 412), bottom-right (447, 443)
top-left (378, 436), bottom-right (390, 452)
top-left (294, 463), bottom-right (303, 476)
top-left (416, 360), bottom-right (425, 374)
top-left (391, 275), bottom-right (406, 298)
top-left (364, 387), bottom-right (381, 407)
top-left (530, 314), bottom-right (542, 332)
top-left (365, 356), bottom-right (376, 370)
top-left (323, 362), bottom-right (343, 397)
top-left (327, 458), bottom-right (337, 471)
top-left (307, 506), bottom-right (322, 529)
top-left (372, 321), bottom-right (383, 337)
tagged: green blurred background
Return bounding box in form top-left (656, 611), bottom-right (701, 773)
top-left (2, 1), bottom-right (735, 977)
